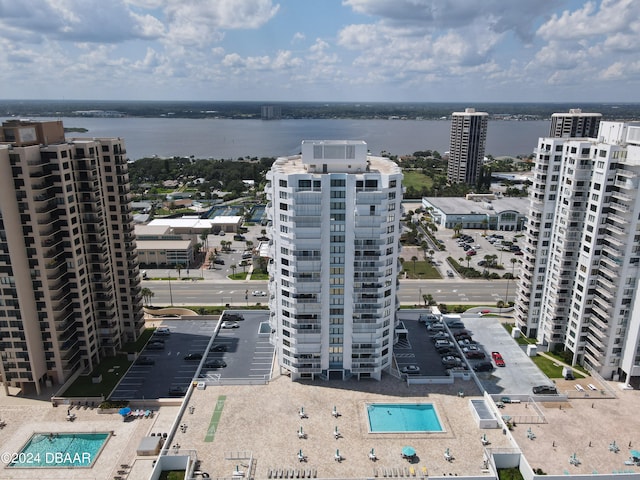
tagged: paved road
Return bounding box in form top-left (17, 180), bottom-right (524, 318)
top-left (142, 278), bottom-right (515, 307)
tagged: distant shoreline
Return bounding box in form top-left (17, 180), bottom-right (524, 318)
top-left (1, 100), bottom-right (639, 122)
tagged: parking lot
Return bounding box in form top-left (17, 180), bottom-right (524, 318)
top-left (110, 310), bottom-right (273, 400)
top-left (394, 310), bottom-right (551, 395)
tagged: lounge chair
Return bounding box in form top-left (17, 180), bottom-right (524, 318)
top-left (369, 449), bottom-right (377, 461)
top-left (575, 384), bottom-right (585, 392)
top-left (588, 384), bottom-right (597, 391)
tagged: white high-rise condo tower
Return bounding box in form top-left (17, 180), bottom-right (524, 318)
top-left (515, 119), bottom-right (640, 386)
top-left (265, 141), bottom-right (403, 381)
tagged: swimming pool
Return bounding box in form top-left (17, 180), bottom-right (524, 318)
top-left (8, 432), bottom-right (110, 468)
top-left (367, 403), bottom-right (444, 433)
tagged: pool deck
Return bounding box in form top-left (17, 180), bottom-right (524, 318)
top-left (0, 373), bottom-right (638, 479)
top-left (176, 374), bottom-right (505, 479)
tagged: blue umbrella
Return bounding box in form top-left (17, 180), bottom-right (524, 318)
top-left (119, 407), bottom-right (131, 416)
top-left (402, 446), bottom-right (416, 457)
top-left (631, 450), bottom-right (640, 459)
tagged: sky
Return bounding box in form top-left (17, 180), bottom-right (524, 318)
top-left (0, 0), bottom-right (638, 102)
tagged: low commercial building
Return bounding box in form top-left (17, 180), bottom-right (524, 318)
top-left (422, 195), bottom-right (528, 231)
top-left (135, 225), bottom-right (195, 267)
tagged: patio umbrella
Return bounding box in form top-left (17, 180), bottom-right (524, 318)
top-left (119, 407), bottom-right (131, 417)
top-left (402, 446), bottom-right (416, 457)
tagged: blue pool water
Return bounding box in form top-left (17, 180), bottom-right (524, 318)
top-left (9, 432), bottom-right (110, 468)
top-left (367, 403), bottom-right (443, 433)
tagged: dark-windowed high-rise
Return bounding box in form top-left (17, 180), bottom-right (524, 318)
top-left (0, 120), bottom-right (144, 394)
top-left (549, 109), bottom-right (601, 138)
top-left (447, 108), bottom-right (488, 185)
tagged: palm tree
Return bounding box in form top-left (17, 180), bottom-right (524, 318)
top-left (510, 257), bottom-right (519, 276)
top-left (200, 229), bottom-right (210, 251)
top-left (240, 260), bottom-right (248, 273)
top-left (141, 287), bottom-right (155, 306)
top-left (411, 256), bottom-right (418, 276)
top-left (230, 264), bottom-right (237, 276)
top-left (423, 294), bottom-right (434, 306)
top-left (175, 263), bottom-right (184, 278)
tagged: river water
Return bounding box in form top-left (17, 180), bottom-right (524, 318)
top-left (2, 116), bottom-right (550, 161)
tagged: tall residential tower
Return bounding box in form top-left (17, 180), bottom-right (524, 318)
top-left (514, 120), bottom-right (640, 386)
top-left (549, 109), bottom-right (602, 138)
top-left (0, 120), bottom-right (144, 394)
top-left (265, 141), bottom-right (403, 381)
top-left (447, 108), bottom-right (488, 185)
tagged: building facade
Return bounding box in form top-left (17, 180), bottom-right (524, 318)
top-left (515, 120), bottom-right (640, 386)
top-left (265, 141), bottom-right (403, 381)
top-left (0, 120), bottom-right (144, 394)
top-left (549, 109), bottom-right (602, 138)
top-left (447, 108), bottom-right (488, 185)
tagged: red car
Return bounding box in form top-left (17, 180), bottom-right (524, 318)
top-left (491, 351), bottom-right (506, 367)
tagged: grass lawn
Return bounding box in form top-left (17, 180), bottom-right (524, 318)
top-left (401, 260), bottom-right (440, 279)
top-left (403, 171), bottom-right (433, 191)
top-left (250, 271), bottom-right (269, 280)
top-left (531, 354), bottom-right (563, 378)
top-left (62, 354), bottom-right (132, 398)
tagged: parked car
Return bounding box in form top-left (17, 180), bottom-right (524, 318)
top-left (204, 359), bottom-right (227, 369)
top-left (154, 327), bottom-right (171, 336)
top-left (213, 258), bottom-right (225, 265)
top-left (419, 314), bottom-right (439, 324)
top-left (146, 342), bottom-right (165, 350)
top-left (222, 312), bottom-right (244, 321)
top-left (427, 323), bottom-right (445, 332)
top-left (184, 353), bottom-right (203, 361)
top-left (453, 329), bottom-right (471, 338)
top-left (441, 355), bottom-right (462, 367)
top-left (221, 321), bottom-right (240, 329)
top-left (252, 290), bottom-right (267, 297)
top-left (514, 250), bottom-right (524, 256)
top-left (466, 249), bottom-right (477, 256)
top-left (211, 344), bottom-right (227, 352)
top-left (430, 332), bottom-right (450, 341)
top-left (447, 270), bottom-right (455, 278)
top-left (400, 365), bottom-right (421, 375)
top-left (168, 385), bottom-right (187, 396)
top-left (136, 356), bottom-right (155, 365)
top-left (491, 351), bottom-right (506, 367)
top-left (234, 234), bottom-right (246, 241)
top-left (465, 350), bottom-right (486, 360)
top-left (434, 339), bottom-right (454, 349)
top-left (532, 385), bottom-right (558, 395)
top-left (437, 347), bottom-right (457, 356)
top-left (448, 321), bottom-right (465, 329)
top-left (473, 362), bottom-right (494, 372)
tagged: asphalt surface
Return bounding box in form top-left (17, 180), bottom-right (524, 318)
top-left (110, 310), bottom-right (273, 400)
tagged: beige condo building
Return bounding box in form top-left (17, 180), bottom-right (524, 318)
top-left (0, 120), bottom-right (144, 394)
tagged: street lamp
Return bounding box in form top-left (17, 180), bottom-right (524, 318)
top-left (167, 270), bottom-right (174, 306)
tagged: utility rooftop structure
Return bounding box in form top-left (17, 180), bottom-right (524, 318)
top-left (265, 140), bottom-right (403, 381)
top-left (515, 119), bottom-right (640, 386)
top-left (0, 120), bottom-right (143, 394)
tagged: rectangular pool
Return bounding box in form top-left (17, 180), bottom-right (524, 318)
top-left (367, 403), bottom-right (444, 433)
top-left (8, 432), bottom-right (110, 468)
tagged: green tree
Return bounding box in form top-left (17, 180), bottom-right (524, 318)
top-left (175, 263), bottom-right (184, 278)
top-left (230, 264), bottom-right (237, 276)
top-left (411, 256), bottom-right (418, 276)
top-left (200, 229), bottom-right (210, 251)
top-left (141, 287), bottom-right (154, 306)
